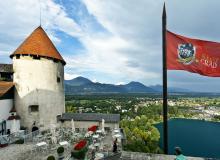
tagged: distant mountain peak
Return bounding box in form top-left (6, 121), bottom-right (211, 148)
top-left (65, 76), bottom-right (92, 86)
top-left (74, 76), bottom-right (91, 81)
top-left (64, 76), bottom-right (191, 94)
top-left (127, 81), bottom-right (145, 85)
top-left (150, 84), bottom-right (191, 93)
top-left (124, 81), bottom-right (155, 93)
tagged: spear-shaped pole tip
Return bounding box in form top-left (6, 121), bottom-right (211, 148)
top-left (162, 2), bottom-right (166, 18)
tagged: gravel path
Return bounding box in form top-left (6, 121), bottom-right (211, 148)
top-left (0, 144), bottom-right (35, 160)
top-left (0, 143), bottom-right (72, 160)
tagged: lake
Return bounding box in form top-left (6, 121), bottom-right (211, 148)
top-left (155, 118), bottom-right (220, 158)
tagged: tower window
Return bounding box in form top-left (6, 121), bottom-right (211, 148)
top-left (57, 115), bottom-right (61, 122)
top-left (29, 105), bottom-right (39, 113)
top-left (16, 55), bottom-right (20, 59)
top-left (57, 76), bottom-right (60, 83)
top-left (33, 55), bottom-right (40, 60)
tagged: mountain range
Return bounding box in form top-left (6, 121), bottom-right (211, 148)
top-left (64, 76), bottom-right (191, 95)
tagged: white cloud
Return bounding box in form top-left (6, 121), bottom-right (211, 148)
top-left (72, 0), bottom-right (220, 92)
top-left (41, 0), bottom-right (83, 37)
top-left (0, 0), bottom-right (82, 58)
top-left (64, 73), bottom-right (80, 80)
top-left (0, 0), bottom-right (163, 85)
top-left (116, 82), bottom-right (126, 85)
top-left (92, 79), bottom-right (97, 83)
top-left (63, 0), bottom-right (163, 85)
top-left (1, 0), bottom-right (220, 91)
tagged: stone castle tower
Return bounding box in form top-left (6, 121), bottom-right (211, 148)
top-left (10, 26), bottom-right (66, 130)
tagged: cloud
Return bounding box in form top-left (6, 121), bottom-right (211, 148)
top-left (116, 82), bottom-right (126, 85)
top-left (92, 79), bottom-right (98, 83)
top-left (63, 0), bottom-right (163, 85)
top-left (64, 73), bottom-right (80, 80)
top-left (1, 0), bottom-right (220, 92)
top-left (67, 0), bottom-right (219, 92)
top-left (41, 0), bottom-right (83, 37)
top-left (167, 0), bottom-right (220, 42)
top-left (0, 0), bottom-right (164, 84)
top-left (65, 34), bottom-right (160, 84)
top-left (0, 0), bottom-right (82, 61)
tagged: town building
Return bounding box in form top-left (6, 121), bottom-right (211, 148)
top-left (0, 81), bottom-right (14, 135)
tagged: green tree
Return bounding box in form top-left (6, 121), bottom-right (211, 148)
top-left (121, 115), bottom-right (161, 153)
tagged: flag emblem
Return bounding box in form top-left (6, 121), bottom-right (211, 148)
top-left (177, 43), bottom-right (196, 65)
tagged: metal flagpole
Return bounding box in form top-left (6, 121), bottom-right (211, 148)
top-left (162, 2), bottom-right (168, 154)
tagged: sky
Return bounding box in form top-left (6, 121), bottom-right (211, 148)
top-left (0, 0), bottom-right (220, 92)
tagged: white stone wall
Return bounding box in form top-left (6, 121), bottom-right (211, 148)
top-left (6, 120), bottom-right (20, 131)
top-left (0, 99), bottom-right (13, 121)
top-left (62, 121), bottom-right (119, 130)
top-left (13, 56), bottom-right (65, 130)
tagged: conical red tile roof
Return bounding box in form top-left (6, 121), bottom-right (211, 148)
top-left (10, 26), bottom-right (66, 65)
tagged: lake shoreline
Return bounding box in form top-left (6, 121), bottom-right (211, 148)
top-left (154, 117), bottom-right (220, 125)
top-left (155, 118), bottom-right (220, 159)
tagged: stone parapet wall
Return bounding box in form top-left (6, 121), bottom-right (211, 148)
top-left (121, 151), bottom-right (207, 160)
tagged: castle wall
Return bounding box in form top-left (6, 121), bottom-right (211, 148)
top-left (13, 56), bottom-right (65, 130)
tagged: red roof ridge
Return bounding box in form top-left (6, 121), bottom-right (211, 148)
top-left (10, 26), bottom-right (66, 65)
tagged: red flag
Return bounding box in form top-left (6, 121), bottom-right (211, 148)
top-left (167, 30), bottom-right (220, 77)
